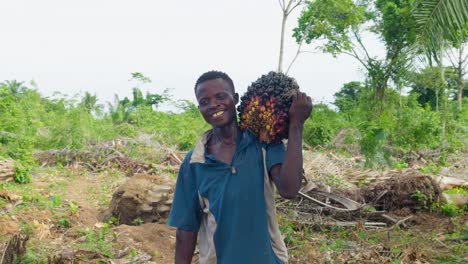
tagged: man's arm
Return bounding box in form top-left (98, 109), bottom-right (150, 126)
top-left (270, 92), bottom-right (312, 199)
top-left (175, 229), bottom-right (198, 264)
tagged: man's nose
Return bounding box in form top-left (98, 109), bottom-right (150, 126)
top-left (209, 99), bottom-right (221, 109)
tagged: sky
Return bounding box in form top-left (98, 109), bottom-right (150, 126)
top-left (0, 0), bottom-right (386, 110)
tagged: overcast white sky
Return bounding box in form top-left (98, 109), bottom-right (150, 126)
top-left (0, 0), bottom-right (385, 109)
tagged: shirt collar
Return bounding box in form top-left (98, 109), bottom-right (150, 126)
top-left (189, 128), bottom-right (253, 164)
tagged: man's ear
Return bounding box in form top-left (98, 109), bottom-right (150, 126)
top-left (234, 93), bottom-right (239, 104)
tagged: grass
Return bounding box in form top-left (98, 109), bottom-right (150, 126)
top-left (85, 169), bottom-right (125, 207)
top-left (444, 186), bottom-right (468, 195)
top-left (77, 225), bottom-right (117, 258)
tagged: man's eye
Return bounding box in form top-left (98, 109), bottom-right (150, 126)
top-left (199, 99), bottom-right (208, 106)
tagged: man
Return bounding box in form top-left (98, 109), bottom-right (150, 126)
top-left (168, 71), bottom-right (312, 264)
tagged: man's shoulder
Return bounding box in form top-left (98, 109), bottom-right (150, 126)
top-left (181, 150), bottom-right (194, 165)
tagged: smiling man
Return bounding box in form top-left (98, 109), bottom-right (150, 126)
top-left (168, 71), bottom-right (312, 264)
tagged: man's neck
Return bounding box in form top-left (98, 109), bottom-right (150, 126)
top-left (212, 123), bottom-right (239, 146)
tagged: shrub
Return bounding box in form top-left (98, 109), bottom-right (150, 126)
top-left (14, 164), bottom-right (32, 184)
top-left (303, 103), bottom-right (347, 146)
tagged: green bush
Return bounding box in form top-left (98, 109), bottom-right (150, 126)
top-left (440, 203), bottom-right (463, 217)
top-left (303, 103), bottom-right (347, 146)
top-left (14, 164), bottom-right (32, 184)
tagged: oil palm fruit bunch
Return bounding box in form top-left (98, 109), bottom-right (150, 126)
top-left (238, 71), bottom-right (299, 143)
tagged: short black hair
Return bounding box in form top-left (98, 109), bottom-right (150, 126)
top-left (194, 70), bottom-right (235, 94)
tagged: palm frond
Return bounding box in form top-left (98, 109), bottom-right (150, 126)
top-left (413, 0), bottom-right (468, 57)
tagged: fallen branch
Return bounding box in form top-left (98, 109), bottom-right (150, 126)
top-left (387, 215), bottom-right (414, 230)
top-left (381, 214), bottom-right (408, 228)
top-left (298, 190), bottom-right (363, 211)
top-left (323, 221), bottom-right (387, 229)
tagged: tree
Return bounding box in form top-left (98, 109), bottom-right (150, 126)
top-left (333, 81), bottom-right (363, 112)
top-left (129, 72), bottom-right (170, 109)
top-left (446, 25), bottom-right (468, 112)
top-left (79, 92), bottom-right (101, 115)
top-left (413, 0), bottom-right (467, 142)
top-left (0, 80), bottom-right (27, 97)
top-left (377, 0), bottom-right (416, 95)
top-left (293, 0), bottom-right (416, 102)
top-left (108, 73), bottom-right (171, 124)
top-left (293, 0), bottom-right (369, 58)
top-left (409, 66), bottom-right (458, 109)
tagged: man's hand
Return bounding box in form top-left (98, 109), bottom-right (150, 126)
top-left (270, 91), bottom-right (312, 199)
top-left (288, 91), bottom-right (313, 125)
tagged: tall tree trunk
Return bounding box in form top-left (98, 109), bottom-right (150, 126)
top-left (457, 46), bottom-right (464, 113)
top-left (278, 11), bottom-right (287, 73)
top-left (277, 0), bottom-right (303, 73)
top-left (439, 47), bottom-right (447, 145)
top-left (398, 83), bottom-right (403, 108)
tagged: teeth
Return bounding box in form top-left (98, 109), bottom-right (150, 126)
top-left (213, 111), bottom-right (224, 117)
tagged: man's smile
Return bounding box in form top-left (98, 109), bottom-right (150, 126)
top-left (212, 111), bottom-right (225, 117)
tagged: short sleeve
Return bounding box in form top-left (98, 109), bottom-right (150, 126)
top-left (265, 141), bottom-right (286, 172)
top-left (167, 152), bottom-right (202, 232)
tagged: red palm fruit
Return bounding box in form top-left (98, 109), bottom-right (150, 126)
top-left (237, 71), bottom-right (300, 143)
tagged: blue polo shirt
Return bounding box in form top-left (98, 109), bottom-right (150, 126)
top-left (168, 129), bottom-right (288, 264)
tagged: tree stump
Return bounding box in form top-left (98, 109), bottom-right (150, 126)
top-left (0, 160), bottom-right (14, 183)
top-left (108, 173), bottom-right (175, 225)
top-left (0, 233), bottom-right (29, 264)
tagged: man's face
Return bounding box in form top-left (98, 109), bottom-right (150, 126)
top-left (195, 78), bottom-right (239, 128)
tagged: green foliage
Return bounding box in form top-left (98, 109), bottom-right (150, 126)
top-left (0, 77), bottom-right (210, 170)
top-left (334, 81), bottom-right (363, 112)
top-left (413, 0), bottom-right (468, 58)
top-left (278, 211), bottom-right (312, 249)
top-left (375, 0), bottom-right (416, 50)
top-left (439, 203), bottom-right (464, 217)
top-left (0, 62), bottom-right (466, 174)
top-left (411, 189), bottom-right (429, 209)
top-left (0, 81), bottom-right (42, 166)
top-left (140, 111), bottom-right (208, 150)
top-left (14, 164), bottom-right (32, 184)
top-left (409, 66), bottom-right (459, 110)
top-left (323, 174), bottom-right (348, 188)
top-left (68, 201), bottom-right (79, 214)
top-left (131, 217), bottom-right (145, 226)
top-left (51, 195), bottom-right (62, 207)
top-left (419, 163), bottom-right (442, 174)
top-left (394, 160), bottom-right (408, 170)
top-left (391, 96), bottom-right (442, 150)
top-left (332, 85), bottom-right (455, 167)
top-left (293, 0), bottom-right (369, 56)
top-left (78, 222), bottom-right (116, 258)
top-left (360, 126), bottom-right (389, 167)
top-left (57, 218), bottom-right (70, 228)
top-left (444, 186), bottom-right (468, 194)
top-left (108, 73), bottom-right (171, 125)
top-left (303, 103), bottom-right (347, 146)
top-left (79, 92), bottom-right (101, 115)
